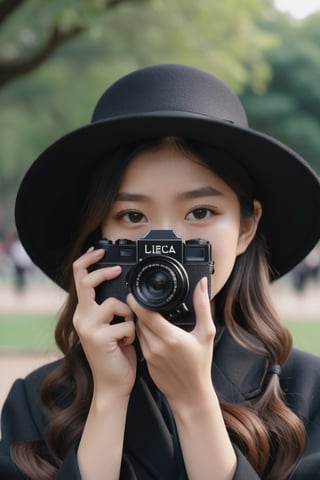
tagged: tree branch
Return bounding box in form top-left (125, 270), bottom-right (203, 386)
top-left (0, 0), bottom-right (26, 26)
top-left (0, 0), bottom-right (136, 89)
top-left (0, 24), bottom-right (84, 89)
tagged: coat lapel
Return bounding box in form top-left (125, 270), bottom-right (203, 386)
top-left (124, 370), bottom-right (180, 479)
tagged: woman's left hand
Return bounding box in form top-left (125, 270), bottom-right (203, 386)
top-left (127, 277), bottom-right (215, 411)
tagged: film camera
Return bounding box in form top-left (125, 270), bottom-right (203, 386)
top-left (92, 230), bottom-right (214, 327)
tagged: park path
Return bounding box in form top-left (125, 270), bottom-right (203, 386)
top-left (1, 281), bottom-right (319, 412)
top-left (0, 283), bottom-right (65, 412)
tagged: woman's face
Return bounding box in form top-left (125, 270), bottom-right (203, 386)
top-left (102, 143), bottom-right (260, 298)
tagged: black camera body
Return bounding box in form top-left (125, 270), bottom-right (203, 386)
top-left (92, 230), bottom-right (214, 327)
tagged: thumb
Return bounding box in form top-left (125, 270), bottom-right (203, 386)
top-left (193, 277), bottom-right (216, 340)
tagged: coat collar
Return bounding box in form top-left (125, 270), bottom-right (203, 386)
top-left (212, 327), bottom-right (269, 404)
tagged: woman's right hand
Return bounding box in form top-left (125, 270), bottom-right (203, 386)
top-left (72, 247), bottom-right (137, 401)
top-left (74, 247), bottom-right (136, 479)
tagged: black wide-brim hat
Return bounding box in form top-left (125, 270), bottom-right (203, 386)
top-left (15, 64), bottom-right (320, 287)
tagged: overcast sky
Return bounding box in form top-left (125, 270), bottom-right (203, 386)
top-left (275, 0), bottom-right (320, 18)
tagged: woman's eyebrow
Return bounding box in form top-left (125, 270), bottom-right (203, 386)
top-left (115, 186), bottom-right (223, 202)
top-left (178, 186), bottom-right (224, 199)
top-left (115, 192), bottom-right (149, 202)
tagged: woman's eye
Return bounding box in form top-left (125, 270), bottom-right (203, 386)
top-left (186, 208), bottom-right (213, 220)
top-left (121, 211), bottom-right (146, 223)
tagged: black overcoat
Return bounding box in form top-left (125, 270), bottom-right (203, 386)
top-left (1, 329), bottom-right (320, 479)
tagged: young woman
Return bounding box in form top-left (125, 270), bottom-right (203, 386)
top-left (1, 64), bottom-right (320, 480)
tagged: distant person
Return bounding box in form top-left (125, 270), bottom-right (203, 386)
top-left (1, 64), bottom-right (320, 479)
top-left (7, 233), bottom-right (33, 292)
top-left (291, 245), bottom-right (320, 292)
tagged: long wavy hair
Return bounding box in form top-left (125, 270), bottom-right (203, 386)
top-left (12, 138), bottom-right (305, 479)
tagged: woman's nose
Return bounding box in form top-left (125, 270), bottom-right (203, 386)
top-left (149, 219), bottom-right (177, 232)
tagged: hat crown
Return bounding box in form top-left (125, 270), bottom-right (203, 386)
top-left (92, 64), bottom-right (248, 127)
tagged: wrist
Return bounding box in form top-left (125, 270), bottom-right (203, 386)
top-left (91, 388), bottom-right (131, 414)
top-left (168, 384), bottom-right (219, 422)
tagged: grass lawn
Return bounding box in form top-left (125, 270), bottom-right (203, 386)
top-left (0, 314), bottom-right (319, 356)
top-left (286, 320), bottom-right (320, 356)
top-left (0, 314), bottom-right (57, 352)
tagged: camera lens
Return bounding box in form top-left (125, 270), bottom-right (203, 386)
top-left (128, 256), bottom-right (189, 312)
top-left (144, 270), bottom-right (172, 298)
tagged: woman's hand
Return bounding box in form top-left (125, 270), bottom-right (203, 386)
top-left (128, 278), bottom-right (236, 480)
top-left (72, 248), bottom-right (137, 401)
top-left (74, 248), bottom-right (137, 480)
top-left (127, 276), bottom-right (215, 411)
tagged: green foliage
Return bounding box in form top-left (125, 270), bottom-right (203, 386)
top-left (241, 11), bottom-right (320, 174)
top-left (0, 0), bottom-right (119, 52)
top-left (93, 0), bottom-right (276, 93)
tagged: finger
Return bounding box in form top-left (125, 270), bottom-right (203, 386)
top-left (99, 297), bottom-right (135, 325)
top-left (76, 295), bottom-right (134, 329)
top-left (73, 249), bottom-right (122, 305)
top-left (109, 320), bottom-right (136, 347)
top-left (74, 296), bottom-right (135, 339)
top-left (73, 248), bottom-right (104, 293)
top-left (192, 277), bottom-right (216, 340)
top-left (79, 266), bottom-right (122, 293)
top-left (73, 247), bottom-right (105, 276)
top-left (128, 295), bottom-right (185, 363)
top-left (127, 294), bottom-right (176, 338)
top-left (78, 319), bottom-right (136, 353)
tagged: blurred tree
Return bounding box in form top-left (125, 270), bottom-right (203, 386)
top-left (94, 0), bottom-right (277, 94)
top-left (0, 0), bottom-right (136, 89)
top-left (241, 11), bottom-right (320, 173)
top-left (0, 0), bottom-right (276, 92)
top-left (0, 0), bottom-right (277, 229)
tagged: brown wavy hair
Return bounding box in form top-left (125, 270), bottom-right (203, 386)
top-left (12, 138), bottom-right (305, 479)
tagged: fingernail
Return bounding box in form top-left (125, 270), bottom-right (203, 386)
top-left (86, 246), bottom-right (94, 253)
top-left (109, 265), bottom-right (121, 272)
top-left (200, 276), bottom-right (208, 294)
top-left (92, 248), bottom-right (105, 256)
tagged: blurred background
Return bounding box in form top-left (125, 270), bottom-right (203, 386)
top-left (0, 0), bottom-right (320, 410)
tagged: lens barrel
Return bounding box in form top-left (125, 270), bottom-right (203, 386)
top-left (128, 256), bottom-right (189, 312)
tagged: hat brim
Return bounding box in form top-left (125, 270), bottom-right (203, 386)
top-left (15, 112), bottom-right (320, 287)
